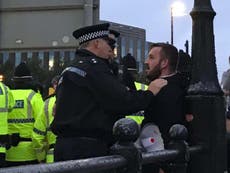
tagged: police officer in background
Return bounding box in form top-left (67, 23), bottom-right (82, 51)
top-left (0, 82), bottom-right (14, 167)
top-left (32, 75), bottom-right (59, 163)
top-left (51, 23), bottom-right (168, 162)
top-left (6, 62), bottom-right (44, 167)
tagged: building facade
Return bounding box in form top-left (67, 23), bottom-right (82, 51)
top-left (104, 21), bottom-right (146, 72)
top-left (0, 0), bottom-right (151, 74)
top-left (0, 0), bottom-right (99, 70)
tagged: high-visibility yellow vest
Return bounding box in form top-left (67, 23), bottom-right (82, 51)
top-left (126, 82), bottom-right (148, 124)
top-left (32, 96), bottom-right (56, 163)
top-left (6, 89), bottom-right (44, 162)
top-left (126, 111), bottom-right (145, 125)
top-left (0, 82), bottom-right (14, 154)
top-left (134, 82), bottom-right (148, 91)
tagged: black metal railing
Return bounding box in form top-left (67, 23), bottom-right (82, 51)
top-left (0, 146), bottom-right (203, 173)
top-left (0, 121), bottom-right (204, 173)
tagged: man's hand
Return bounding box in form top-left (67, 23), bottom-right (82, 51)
top-left (148, 79), bottom-right (168, 95)
top-left (185, 114), bottom-right (194, 122)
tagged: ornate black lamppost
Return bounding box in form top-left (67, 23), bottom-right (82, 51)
top-left (188, 0), bottom-right (227, 172)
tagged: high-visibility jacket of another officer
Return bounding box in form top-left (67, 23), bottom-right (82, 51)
top-left (126, 82), bottom-right (148, 125)
top-left (32, 95), bottom-right (56, 163)
top-left (6, 89), bottom-right (43, 162)
top-left (134, 81), bottom-right (148, 91)
top-left (0, 82), bottom-right (14, 166)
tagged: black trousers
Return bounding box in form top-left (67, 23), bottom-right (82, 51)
top-left (54, 137), bottom-right (108, 162)
top-left (6, 160), bottom-right (38, 167)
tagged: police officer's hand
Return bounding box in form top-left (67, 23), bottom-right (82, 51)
top-left (148, 79), bottom-right (168, 95)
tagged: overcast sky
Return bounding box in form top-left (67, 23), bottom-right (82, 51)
top-left (100, 0), bottom-right (230, 81)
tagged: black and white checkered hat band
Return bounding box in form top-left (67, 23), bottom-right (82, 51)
top-left (79, 30), bottom-right (109, 44)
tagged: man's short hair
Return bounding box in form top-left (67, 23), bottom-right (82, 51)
top-left (150, 43), bottom-right (178, 72)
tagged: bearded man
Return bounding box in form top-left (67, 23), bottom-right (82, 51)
top-left (142, 43), bottom-right (187, 173)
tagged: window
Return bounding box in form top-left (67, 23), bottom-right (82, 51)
top-left (49, 51), bottom-right (54, 71)
top-left (137, 39), bottom-right (142, 62)
top-left (137, 40), bottom-right (142, 72)
top-left (15, 52), bottom-right (21, 66)
top-left (121, 37), bottom-right (126, 58)
top-left (129, 39), bottom-right (134, 55)
top-left (3, 52), bottom-right (9, 64)
top-left (27, 52), bottom-right (33, 59)
top-left (145, 42), bottom-right (149, 59)
top-left (38, 51), bottom-right (44, 67)
top-left (70, 51), bottom-right (75, 61)
top-left (60, 51), bottom-right (65, 66)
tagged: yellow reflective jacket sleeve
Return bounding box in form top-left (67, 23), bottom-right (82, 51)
top-left (0, 83), bottom-right (14, 156)
top-left (32, 96), bottom-right (56, 162)
top-left (7, 87), bottom-right (15, 112)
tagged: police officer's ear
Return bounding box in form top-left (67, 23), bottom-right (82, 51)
top-left (90, 39), bottom-right (100, 49)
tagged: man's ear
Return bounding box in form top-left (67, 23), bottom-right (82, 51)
top-left (160, 58), bottom-right (168, 69)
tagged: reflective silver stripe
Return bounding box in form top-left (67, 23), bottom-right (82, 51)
top-left (44, 99), bottom-right (50, 128)
top-left (0, 108), bottom-right (8, 112)
top-left (0, 84), bottom-right (8, 113)
top-left (8, 118), bottom-right (35, 123)
top-left (3, 85), bottom-right (8, 111)
top-left (27, 91), bottom-right (36, 119)
top-left (141, 84), bottom-right (146, 90)
top-left (62, 67), bottom-right (87, 77)
top-left (47, 149), bottom-right (54, 155)
top-left (33, 127), bottom-right (46, 136)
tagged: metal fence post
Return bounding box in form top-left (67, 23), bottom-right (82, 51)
top-left (110, 118), bottom-right (142, 173)
top-left (165, 124), bottom-right (189, 173)
top-left (187, 0), bottom-right (227, 172)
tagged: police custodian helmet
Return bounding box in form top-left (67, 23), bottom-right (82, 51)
top-left (73, 23), bottom-right (111, 45)
top-left (13, 62), bottom-right (33, 81)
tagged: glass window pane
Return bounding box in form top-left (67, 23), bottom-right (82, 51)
top-left (137, 40), bottom-right (142, 62)
top-left (39, 51), bottom-right (44, 67)
top-left (3, 52), bottom-right (9, 64)
top-left (145, 42), bottom-right (149, 59)
top-left (70, 51), bottom-right (75, 61)
top-left (15, 52), bottom-right (21, 66)
top-left (28, 52), bottom-right (33, 59)
top-left (49, 51), bottom-right (54, 71)
top-left (129, 39), bottom-right (134, 55)
top-left (137, 40), bottom-right (142, 72)
top-left (121, 37), bottom-right (126, 58)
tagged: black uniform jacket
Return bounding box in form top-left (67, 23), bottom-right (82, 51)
top-left (51, 49), bottom-right (153, 144)
top-left (142, 73), bottom-right (186, 145)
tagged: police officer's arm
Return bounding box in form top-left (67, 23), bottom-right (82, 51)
top-left (60, 65), bottom-right (167, 115)
top-left (7, 86), bottom-right (14, 112)
top-left (32, 104), bottom-right (47, 162)
top-left (88, 70), bottom-right (167, 115)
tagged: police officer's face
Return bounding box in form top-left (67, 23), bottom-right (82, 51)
top-left (145, 47), bottom-right (165, 81)
top-left (97, 38), bottom-right (116, 60)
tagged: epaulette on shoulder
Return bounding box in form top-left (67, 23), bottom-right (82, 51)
top-left (90, 58), bottom-right (98, 64)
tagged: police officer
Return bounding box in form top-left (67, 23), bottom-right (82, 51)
top-left (32, 76), bottom-right (59, 163)
top-left (6, 62), bottom-right (44, 166)
top-left (0, 82), bottom-right (14, 167)
top-left (51, 23), bottom-right (167, 162)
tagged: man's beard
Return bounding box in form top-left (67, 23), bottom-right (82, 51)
top-left (146, 63), bottom-right (161, 81)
